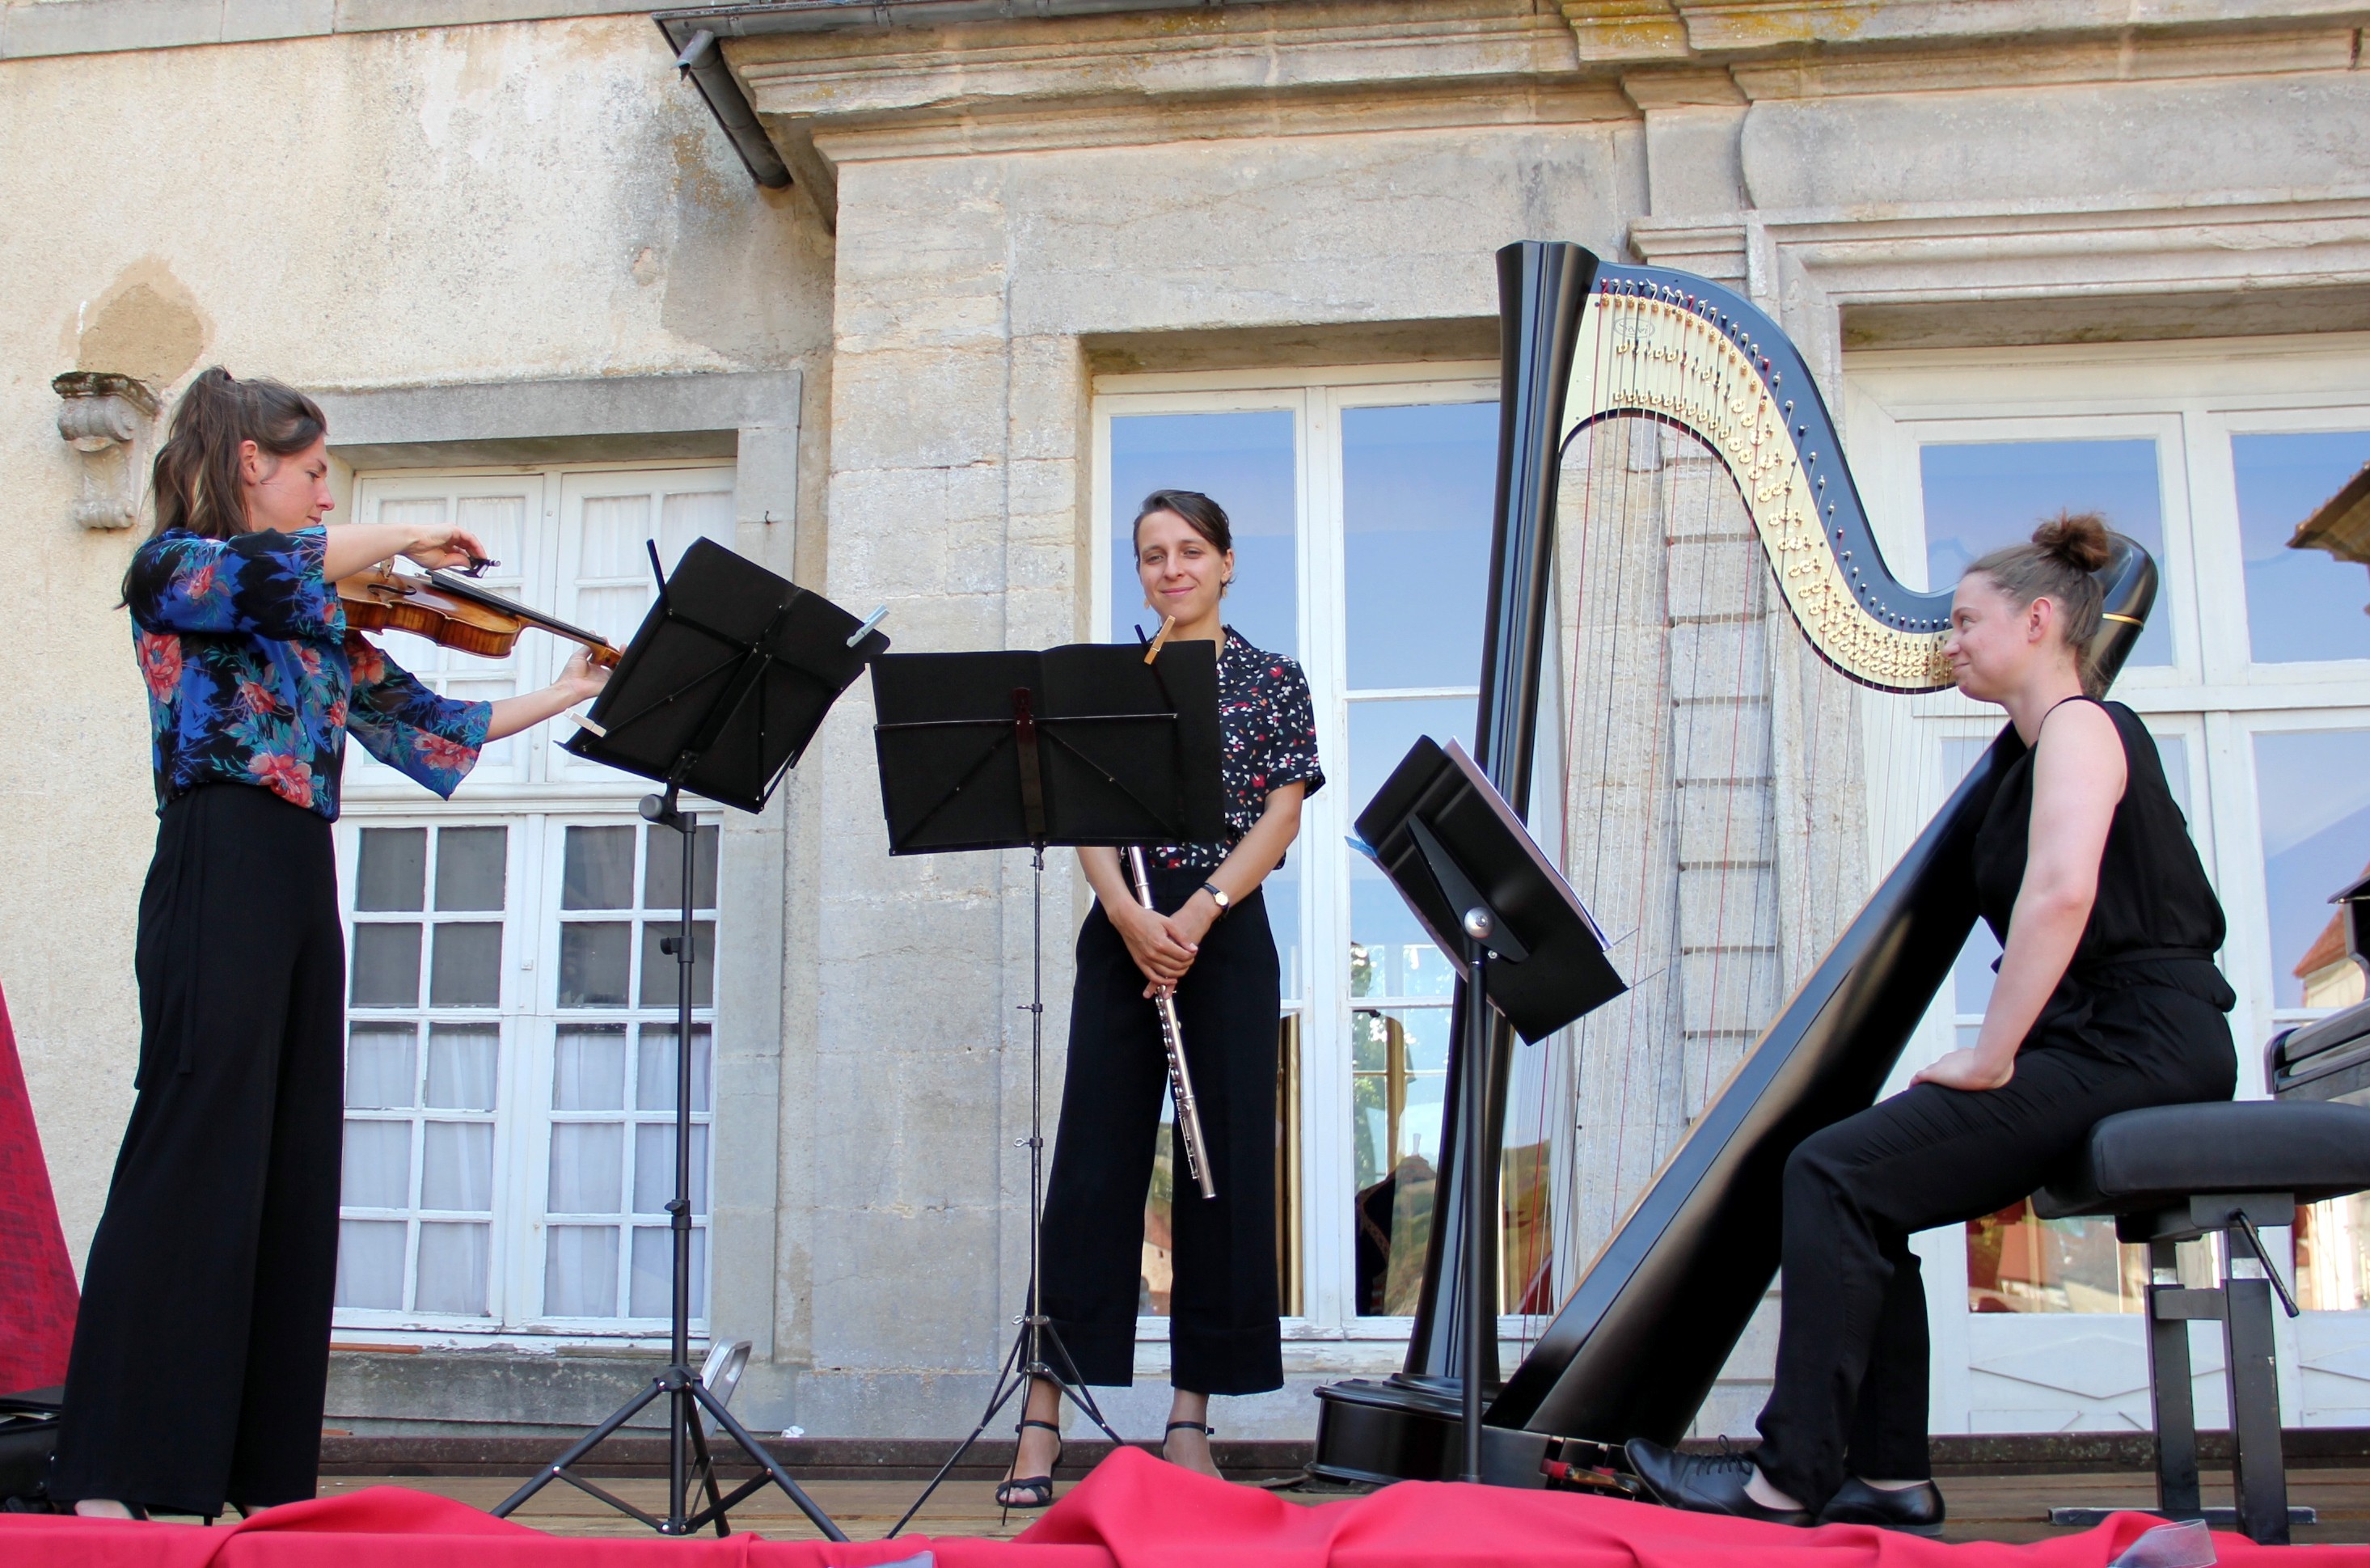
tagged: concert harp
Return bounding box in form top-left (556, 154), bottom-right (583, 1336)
top-left (1309, 243), bottom-right (2157, 1486)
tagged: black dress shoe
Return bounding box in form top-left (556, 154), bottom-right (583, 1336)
top-left (1816, 1477), bottom-right (1945, 1536)
top-left (1624, 1438), bottom-right (1813, 1527)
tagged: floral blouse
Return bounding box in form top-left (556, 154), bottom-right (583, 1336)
top-left (1151, 627), bottom-right (1325, 873)
top-left (127, 527), bottom-right (491, 820)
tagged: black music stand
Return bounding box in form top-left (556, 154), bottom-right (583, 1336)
top-left (1353, 737), bottom-right (1625, 1481)
top-left (493, 538), bottom-right (888, 1540)
top-left (869, 641), bottom-right (1223, 1533)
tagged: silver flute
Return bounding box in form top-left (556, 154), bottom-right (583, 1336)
top-left (1127, 846), bottom-right (1218, 1200)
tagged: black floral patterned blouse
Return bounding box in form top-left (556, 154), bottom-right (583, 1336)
top-left (127, 526), bottom-right (490, 821)
top-left (1151, 627), bottom-right (1325, 873)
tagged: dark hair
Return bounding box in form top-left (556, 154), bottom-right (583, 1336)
top-left (124, 368), bottom-right (325, 602)
top-left (1963, 510), bottom-right (2114, 687)
top-left (1131, 489), bottom-right (1233, 556)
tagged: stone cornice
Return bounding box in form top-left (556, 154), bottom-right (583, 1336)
top-left (720, 0), bottom-right (2370, 219)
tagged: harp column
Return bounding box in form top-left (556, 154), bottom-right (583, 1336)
top-left (1399, 241), bottom-right (1597, 1389)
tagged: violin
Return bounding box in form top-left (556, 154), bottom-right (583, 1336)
top-left (337, 564), bottom-right (622, 668)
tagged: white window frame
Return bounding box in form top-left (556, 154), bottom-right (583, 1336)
top-left (333, 460), bottom-right (733, 1347)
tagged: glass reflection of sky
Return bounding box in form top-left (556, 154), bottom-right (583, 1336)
top-left (1945, 730), bottom-right (2192, 1017)
top-left (1920, 439), bottom-right (2170, 666)
top-left (1266, 853), bottom-right (1303, 1004)
top-left (1343, 402), bottom-right (1498, 691)
top-left (2255, 729), bottom-right (2370, 1008)
top-left (2234, 431), bottom-right (2370, 666)
top-left (1350, 699), bottom-right (1472, 1000)
top-left (1110, 412), bottom-right (1297, 658)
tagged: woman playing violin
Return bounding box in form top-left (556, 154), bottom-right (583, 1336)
top-left (51, 368), bottom-right (609, 1521)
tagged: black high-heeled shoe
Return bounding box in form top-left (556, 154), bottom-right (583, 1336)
top-left (1163, 1419), bottom-right (1216, 1470)
top-left (996, 1418), bottom-right (1064, 1510)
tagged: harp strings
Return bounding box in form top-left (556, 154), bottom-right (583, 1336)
top-left (1526, 279), bottom-right (1953, 1335)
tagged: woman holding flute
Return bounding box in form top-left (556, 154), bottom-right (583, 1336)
top-left (1001, 490), bottom-right (1324, 1507)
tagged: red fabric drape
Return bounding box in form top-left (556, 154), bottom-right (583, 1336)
top-left (0, 981), bottom-right (78, 1393)
top-left (2, 1450), bottom-right (2363, 1567)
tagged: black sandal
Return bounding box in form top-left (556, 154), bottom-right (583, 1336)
top-left (1164, 1419), bottom-right (1215, 1462)
top-left (996, 1418), bottom-right (1063, 1510)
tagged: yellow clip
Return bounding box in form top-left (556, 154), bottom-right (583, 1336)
top-left (1144, 615), bottom-right (1176, 664)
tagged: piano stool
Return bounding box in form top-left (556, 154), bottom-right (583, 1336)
top-left (2028, 1100), bottom-right (2370, 1544)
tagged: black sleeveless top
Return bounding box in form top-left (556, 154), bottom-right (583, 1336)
top-left (1970, 698), bottom-right (2230, 1013)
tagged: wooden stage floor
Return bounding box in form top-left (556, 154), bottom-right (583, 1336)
top-left (312, 1465), bottom-right (2370, 1546)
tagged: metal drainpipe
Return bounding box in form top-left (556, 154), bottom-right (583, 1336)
top-left (660, 24), bottom-right (793, 189)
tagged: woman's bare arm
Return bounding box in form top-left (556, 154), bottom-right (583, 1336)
top-left (1913, 702), bottom-right (2125, 1091)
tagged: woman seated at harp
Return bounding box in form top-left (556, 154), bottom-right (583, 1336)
top-left (1628, 514), bottom-right (2236, 1534)
top-left (996, 490), bottom-right (1323, 1508)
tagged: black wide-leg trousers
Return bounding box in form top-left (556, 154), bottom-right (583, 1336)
top-left (52, 783), bottom-right (345, 1516)
top-left (1040, 868), bottom-right (1282, 1396)
top-left (1752, 969), bottom-right (2236, 1510)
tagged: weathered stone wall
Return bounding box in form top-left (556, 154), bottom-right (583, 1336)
top-left (0, 8), bottom-right (830, 1356)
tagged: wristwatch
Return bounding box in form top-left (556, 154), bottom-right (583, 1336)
top-left (1200, 881), bottom-right (1231, 915)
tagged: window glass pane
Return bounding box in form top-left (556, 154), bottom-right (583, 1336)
top-left (454, 494), bottom-right (526, 571)
top-left (1967, 1198), bottom-right (2144, 1312)
top-left (1352, 1006), bottom-right (1450, 1316)
top-left (429, 923), bottom-right (502, 1007)
top-left (1267, 854), bottom-right (1303, 1004)
top-left (659, 489), bottom-right (732, 572)
top-left (421, 1122), bottom-right (494, 1211)
top-left (1349, 699), bottom-right (1472, 1000)
top-left (335, 1219), bottom-right (408, 1310)
top-left (545, 1226), bottom-right (619, 1317)
top-left (636, 1025), bottom-right (714, 1114)
top-left (563, 826), bottom-right (636, 911)
top-left (414, 1221), bottom-right (490, 1316)
top-left (2297, 1194), bottom-right (2370, 1312)
top-left (581, 493), bottom-right (654, 577)
top-left (633, 1122), bottom-right (711, 1215)
top-left (350, 924), bottom-right (422, 1008)
top-left (643, 824), bottom-right (720, 911)
top-left (2255, 729), bottom-right (2370, 1008)
top-left (548, 1122), bottom-right (623, 1214)
top-left (1920, 440), bottom-right (2171, 666)
top-left (356, 828), bottom-right (426, 912)
top-left (639, 921), bottom-right (715, 1009)
top-left (631, 1226), bottom-right (708, 1319)
top-left (560, 923), bottom-right (632, 1007)
top-left (1342, 401), bottom-right (1498, 690)
top-left (555, 1025), bottom-right (628, 1112)
top-left (1109, 412), bottom-right (1298, 657)
top-left (345, 1025), bottom-right (417, 1110)
top-left (434, 826), bottom-right (507, 911)
top-left (340, 1120), bottom-right (412, 1211)
top-left (2235, 431), bottom-right (2370, 665)
top-left (425, 1025), bottom-right (498, 1111)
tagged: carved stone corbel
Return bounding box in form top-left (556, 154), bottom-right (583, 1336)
top-left (53, 371), bottom-right (161, 530)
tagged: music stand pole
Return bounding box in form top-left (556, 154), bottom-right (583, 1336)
top-left (493, 537), bottom-right (885, 1541)
top-left (887, 844), bottom-right (1129, 1536)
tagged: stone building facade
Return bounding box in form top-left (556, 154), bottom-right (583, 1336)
top-left (6, 0), bottom-right (2369, 1446)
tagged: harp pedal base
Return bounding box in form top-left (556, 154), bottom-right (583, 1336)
top-left (1308, 1376), bottom-right (1629, 1492)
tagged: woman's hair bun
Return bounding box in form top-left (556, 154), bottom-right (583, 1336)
top-left (2031, 510), bottom-right (2112, 573)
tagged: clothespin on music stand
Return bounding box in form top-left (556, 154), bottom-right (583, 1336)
top-left (1143, 615), bottom-right (1177, 663)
